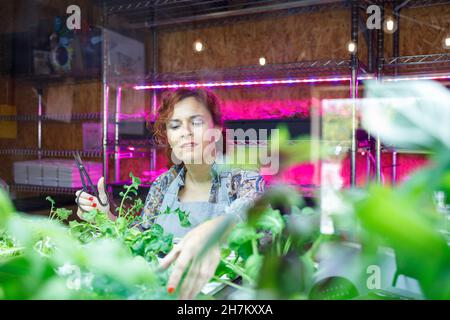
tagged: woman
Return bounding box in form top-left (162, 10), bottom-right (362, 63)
top-left (75, 88), bottom-right (265, 299)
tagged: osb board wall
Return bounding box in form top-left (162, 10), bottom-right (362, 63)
top-left (156, 5), bottom-right (448, 73)
top-left (369, 3), bottom-right (447, 59)
top-left (5, 80), bottom-right (102, 151)
top-left (118, 87), bottom-right (151, 116)
top-left (384, 4), bottom-right (450, 58)
top-left (0, 80), bottom-right (39, 149)
top-left (43, 81), bottom-right (102, 115)
top-left (157, 9), bottom-right (353, 73)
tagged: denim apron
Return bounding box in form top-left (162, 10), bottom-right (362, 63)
top-left (154, 170), bottom-right (231, 238)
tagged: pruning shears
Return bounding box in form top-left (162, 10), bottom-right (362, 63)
top-left (74, 151), bottom-right (108, 213)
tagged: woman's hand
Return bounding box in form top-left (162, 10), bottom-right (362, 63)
top-left (75, 177), bottom-right (114, 220)
top-left (159, 216), bottom-right (226, 300)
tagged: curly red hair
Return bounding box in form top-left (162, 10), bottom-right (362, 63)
top-left (150, 88), bottom-right (224, 167)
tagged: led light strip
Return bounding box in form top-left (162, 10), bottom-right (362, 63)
top-left (133, 76), bottom-right (376, 90)
top-left (383, 74), bottom-right (450, 82)
top-left (132, 74), bottom-right (450, 90)
top-left (132, 73), bottom-right (450, 90)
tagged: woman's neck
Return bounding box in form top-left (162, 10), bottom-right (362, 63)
top-left (184, 163), bottom-right (212, 184)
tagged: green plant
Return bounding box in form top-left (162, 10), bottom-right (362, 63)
top-left (117, 172), bottom-right (144, 218)
top-left (46, 196), bottom-right (72, 223)
top-left (0, 229), bottom-right (22, 258)
top-left (212, 197), bottom-right (321, 299)
top-left (350, 80), bottom-right (450, 299)
top-left (311, 80), bottom-right (450, 300)
top-left (204, 85), bottom-right (450, 299)
top-left (3, 78), bottom-right (449, 301)
top-left (0, 173), bottom-right (191, 299)
top-left (68, 172), bottom-right (191, 263)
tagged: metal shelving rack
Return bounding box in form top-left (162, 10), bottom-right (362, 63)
top-left (0, 113), bottom-right (102, 122)
top-left (372, 0), bottom-right (450, 185)
top-left (2, 1), bottom-right (446, 195)
top-left (100, 0), bottom-right (450, 189)
top-left (10, 184), bottom-right (82, 196)
top-left (101, 0), bottom-right (368, 190)
top-left (102, 0), bottom-right (350, 30)
top-left (0, 149), bottom-right (103, 158)
top-left (1, 81), bottom-right (104, 195)
top-left (382, 53), bottom-right (450, 78)
top-left (131, 58), bottom-right (370, 86)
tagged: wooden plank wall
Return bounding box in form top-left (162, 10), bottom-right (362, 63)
top-left (157, 9), bottom-right (352, 72)
top-left (385, 4), bottom-right (450, 57)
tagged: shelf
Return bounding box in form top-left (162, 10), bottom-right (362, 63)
top-left (383, 53), bottom-right (450, 76)
top-left (109, 138), bottom-right (154, 147)
top-left (102, 0), bottom-right (448, 30)
top-left (116, 116), bottom-right (312, 124)
top-left (0, 148), bottom-right (159, 159)
top-left (102, 0), bottom-right (348, 30)
top-left (100, 0), bottom-right (447, 192)
top-left (153, 59), bottom-right (364, 81)
top-left (13, 72), bottom-right (101, 86)
top-left (11, 184), bottom-right (80, 195)
top-left (0, 113), bottom-right (153, 122)
top-left (0, 147), bottom-right (162, 159)
top-left (0, 113), bottom-right (102, 122)
top-left (123, 59), bottom-right (369, 88)
top-left (0, 149), bottom-right (104, 158)
top-left (384, 53), bottom-right (450, 67)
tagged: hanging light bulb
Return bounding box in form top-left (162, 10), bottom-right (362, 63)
top-left (386, 18), bottom-right (395, 31)
top-left (384, 16), bottom-right (397, 34)
top-left (193, 40), bottom-right (204, 52)
top-left (259, 57), bottom-right (266, 66)
top-left (347, 41), bottom-right (357, 53)
top-left (445, 36), bottom-right (450, 49)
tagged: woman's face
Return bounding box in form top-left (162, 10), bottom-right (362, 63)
top-left (166, 97), bottom-right (219, 165)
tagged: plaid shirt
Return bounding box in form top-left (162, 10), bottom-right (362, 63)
top-left (141, 164), bottom-right (265, 224)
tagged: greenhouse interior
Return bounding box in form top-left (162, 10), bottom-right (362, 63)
top-left (0, 0), bottom-right (449, 302)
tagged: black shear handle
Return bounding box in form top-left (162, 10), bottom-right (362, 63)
top-left (73, 152), bottom-right (108, 207)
